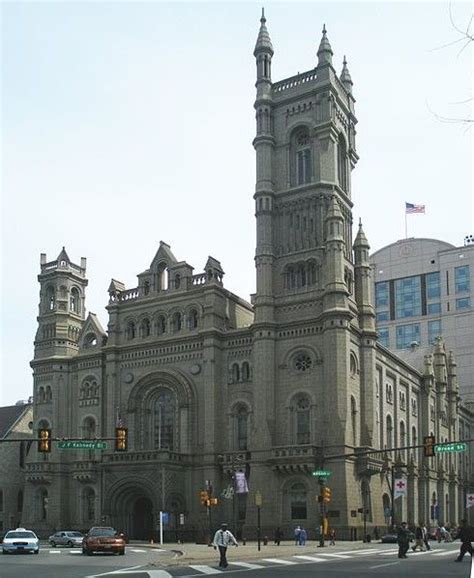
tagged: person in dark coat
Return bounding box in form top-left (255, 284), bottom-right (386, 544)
top-left (273, 527), bottom-right (283, 546)
top-left (397, 522), bottom-right (410, 559)
top-left (455, 519), bottom-right (473, 562)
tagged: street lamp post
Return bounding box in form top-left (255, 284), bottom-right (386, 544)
top-left (255, 491), bottom-right (262, 551)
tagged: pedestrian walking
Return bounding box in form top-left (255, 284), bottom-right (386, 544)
top-left (299, 527), bottom-right (307, 545)
top-left (373, 526), bottom-right (379, 541)
top-left (422, 524), bottom-right (431, 551)
top-left (273, 527), bottom-right (283, 546)
top-left (294, 525), bottom-right (301, 545)
top-left (412, 523), bottom-right (425, 552)
top-left (397, 522), bottom-right (410, 559)
top-left (329, 529), bottom-right (336, 545)
top-left (455, 519), bottom-right (473, 562)
top-left (212, 523), bottom-right (238, 568)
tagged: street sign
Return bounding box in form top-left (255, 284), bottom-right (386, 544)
top-left (312, 470), bottom-right (332, 477)
top-left (434, 442), bottom-right (467, 453)
top-left (58, 440), bottom-right (107, 450)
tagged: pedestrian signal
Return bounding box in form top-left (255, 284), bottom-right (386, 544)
top-left (199, 490), bottom-right (209, 505)
top-left (323, 487), bottom-right (332, 503)
top-left (423, 435), bottom-right (436, 457)
top-left (115, 427), bottom-right (128, 451)
top-left (38, 428), bottom-right (52, 453)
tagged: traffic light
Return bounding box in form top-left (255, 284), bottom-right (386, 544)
top-left (423, 435), bottom-right (436, 457)
top-left (322, 487), bottom-right (332, 503)
top-left (209, 498), bottom-right (218, 506)
top-left (199, 490), bottom-right (209, 505)
top-left (38, 428), bottom-right (51, 453)
top-left (115, 427), bottom-right (128, 451)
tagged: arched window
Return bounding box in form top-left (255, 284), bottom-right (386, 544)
top-left (337, 133), bottom-right (348, 191)
top-left (83, 487), bottom-right (95, 523)
top-left (83, 416), bottom-right (96, 439)
top-left (412, 426), bottom-right (418, 462)
top-left (143, 280), bottom-right (150, 296)
top-left (46, 286), bottom-right (55, 311)
top-left (17, 490), bottom-right (23, 512)
top-left (293, 128), bottom-right (312, 186)
top-left (174, 274), bottom-right (181, 289)
top-left (70, 287), bottom-right (80, 313)
top-left (294, 396), bottom-right (310, 445)
top-left (290, 482), bottom-right (307, 519)
top-left (188, 309), bottom-right (198, 330)
top-left (45, 386), bottom-right (52, 402)
top-left (156, 315), bottom-right (166, 336)
top-left (286, 266), bottom-right (296, 289)
top-left (231, 363), bottom-right (240, 383)
top-left (308, 261), bottom-right (318, 286)
top-left (386, 414), bottom-right (393, 448)
top-left (241, 362), bottom-right (250, 381)
top-left (84, 333), bottom-right (98, 348)
top-left (38, 387), bottom-right (45, 403)
top-left (350, 396), bottom-right (357, 446)
top-left (126, 321), bottom-right (136, 340)
top-left (236, 406), bottom-right (248, 450)
top-left (38, 487), bottom-right (48, 520)
top-left (157, 263), bottom-right (168, 291)
top-left (154, 390), bottom-right (176, 450)
top-left (350, 354), bottom-right (358, 376)
top-left (400, 421), bottom-right (406, 461)
top-left (140, 318), bottom-right (151, 338)
top-left (171, 312), bottom-right (182, 333)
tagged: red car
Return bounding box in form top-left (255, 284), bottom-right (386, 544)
top-left (82, 527), bottom-right (125, 555)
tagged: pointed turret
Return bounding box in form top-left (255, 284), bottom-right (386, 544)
top-left (353, 219), bottom-right (376, 334)
top-left (317, 24), bottom-right (333, 66)
top-left (433, 336), bottom-right (447, 392)
top-left (254, 8), bottom-right (274, 57)
top-left (340, 56), bottom-right (353, 93)
top-left (56, 246), bottom-right (71, 264)
top-left (354, 219), bottom-right (369, 264)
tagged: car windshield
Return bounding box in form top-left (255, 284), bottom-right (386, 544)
top-left (67, 532), bottom-right (83, 537)
top-left (89, 528), bottom-right (116, 537)
top-left (6, 531), bottom-right (36, 539)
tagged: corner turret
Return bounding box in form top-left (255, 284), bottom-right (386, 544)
top-left (317, 24), bottom-right (333, 67)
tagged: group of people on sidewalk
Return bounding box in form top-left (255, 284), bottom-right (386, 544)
top-left (397, 519), bottom-right (474, 562)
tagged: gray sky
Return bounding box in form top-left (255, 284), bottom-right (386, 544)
top-left (1, 1), bottom-right (472, 406)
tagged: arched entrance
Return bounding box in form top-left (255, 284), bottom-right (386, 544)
top-left (132, 497), bottom-right (154, 540)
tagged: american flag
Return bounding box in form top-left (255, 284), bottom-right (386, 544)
top-left (405, 202), bottom-right (425, 214)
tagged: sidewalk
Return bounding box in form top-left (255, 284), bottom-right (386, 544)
top-left (137, 539), bottom-right (384, 567)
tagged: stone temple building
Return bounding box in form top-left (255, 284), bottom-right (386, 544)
top-left (21, 14), bottom-right (473, 540)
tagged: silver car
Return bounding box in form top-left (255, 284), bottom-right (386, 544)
top-left (49, 531), bottom-right (84, 547)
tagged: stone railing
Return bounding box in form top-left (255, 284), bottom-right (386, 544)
top-left (192, 273), bottom-right (207, 286)
top-left (273, 71), bottom-right (317, 94)
top-left (269, 445), bottom-right (318, 474)
top-left (102, 449), bottom-right (187, 464)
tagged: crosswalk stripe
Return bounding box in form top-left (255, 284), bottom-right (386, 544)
top-left (188, 565), bottom-right (222, 574)
top-left (293, 555), bottom-right (326, 562)
top-left (262, 558), bottom-right (297, 565)
top-left (49, 550), bottom-right (61, 554)
top-left (378, 550), bottom-right (399, 556)
top-left (433, 550), bottom-right (458, 556)
top-left (146, 572), bottom-right (174, 578)
top-left (70, 550), bottom-right (81, 554)
top-left (130, 548), bottom-right (147, 552)
top-left (337, 549), bottom-right (375, 555)
top-left (316, 552), bottom-right (351, 559)
top-left (230, 561), bottom-right (265, 569)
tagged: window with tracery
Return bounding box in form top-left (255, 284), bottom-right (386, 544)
top-left (294, 129), bottom-right (312, 185)
top-left (188, 309), bottom-right (198, 330)
top-left (154, 391), bottom-right (176, 450)
top-left (293, 353), bottom-right (312, 372)
top-left (294, 396), bottom-right (310, 444)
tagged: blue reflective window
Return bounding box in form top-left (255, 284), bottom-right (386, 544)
top-left (427, 302), bottom-right (441, 315)
top-left (395, 276), bottom-right (421, 319)
top-left (378, 327), bottom-right (389, 348)
top-left (375, 282), bottom-right (389, 308)
top-left (396, 324), bottom-right (420, 349)
top-left (456, 297), bottom-right (471, 310)
top-left (376, 311), bottom-right (390, 322)
top-left (455, 266), bottom-right (470, 293)
top-left (426, 272), bottom-right (441, 299)
top-left (428, 320), bottom-right (442, 345)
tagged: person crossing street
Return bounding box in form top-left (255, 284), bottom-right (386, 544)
top-left (455, 519), bottom-right (473, 562)
top-left (213, 523), bottom-right (238, 568)
top-left (397, 522), bottom-right (410, 559)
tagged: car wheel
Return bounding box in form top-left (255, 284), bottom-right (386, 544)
top-left (119, 549), bottom-right (125, 556)
top-left (86, 549), bottom-right (92, 556)
top-left (67, 541), bottom-right (73, 548)
top-left (34, 550), bottom-right (39, 555)
top-left (51, 542), bottom-right (56, 547)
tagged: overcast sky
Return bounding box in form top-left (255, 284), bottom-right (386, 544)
top-left (1, 0), bottom-right (472, 406)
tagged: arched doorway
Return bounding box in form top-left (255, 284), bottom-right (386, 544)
top-left (132, 497), bottom-right (154, 540)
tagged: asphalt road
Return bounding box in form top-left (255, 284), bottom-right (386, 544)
top-left (0, 542), bottom-right (472, 578)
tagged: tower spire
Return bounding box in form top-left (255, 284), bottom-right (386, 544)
top-left (340, 55), bottom-right (353, 93)
top-left (254, 7), bottom-right (274, 57)
top-left (317, 23), bottom-right (333, 66)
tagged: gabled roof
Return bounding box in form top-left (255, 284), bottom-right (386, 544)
top-left (0, 404), bottom-right (31, 439)
top-left (150, 241), bottom-right (178, 269)
top-left (78, 312), bottom-right (107, 349)
top-left (56, 246), bottom-right (71, 263)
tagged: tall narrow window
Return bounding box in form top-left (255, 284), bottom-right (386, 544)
top-left (154, 391), bottom-right (176, 450)
top-left (290, 483), bottom-right (307, 519)
top-left (83, 488), bottom-right (95, 523)
top-left (187, 309), bottom-right (198, 330)
top-left (70, 287), bottom-right (80, 313)
top-left (236, 406), bottom-right (248, 450)
top-left (295, 396), bottom-right (310, 444)
top-left (350, 396), bottom-right (357, 446)
top-left (386, 415), bottom-right (393, 448)
top-left (46, 286), bottom-right (55, 311)
top-left (231, 363), bottom-right (240, 383)
top-left (156, 315), bottom-right (166, 336)
top-left (294, 129), bottom-right (312, 185)
top-left (172, 312), bottom-right (182, 332)
top-left (141, 318), bottom-right (151, 337)
top-left (337, 134), bottom-right (348, 191)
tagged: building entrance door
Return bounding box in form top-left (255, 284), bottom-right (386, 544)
top-left (132, 496), bottom-right (154, 540)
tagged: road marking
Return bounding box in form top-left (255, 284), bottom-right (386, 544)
top-left (230, 561), bottom-right (265, 569)
top-left (130, 548), bottom-right (147, 552)
top-left (316, 552), bottom-right (351, 559)
top-left (337, 549), bottom-right (375, 555)
top-left (262, 558), bottom-right (297, 564)
top-left (70, 550), bottom-right (81, 554)
top-left (85, 566), bottom-right (147, 577)
top-left (433, 550), bottom-right (458, 556)
top-left (49, 550), bottom-right (61, 554)
top-left (293, 555), bottom-right (326, 562)
top-left (188, 565), bottom-right (222, 574)
top-left (147, 572), bottom-right (175, 578)
top-left (378, 550), bottom-right (399, 556)
top-left (370, 561), bottom-right (399, 569)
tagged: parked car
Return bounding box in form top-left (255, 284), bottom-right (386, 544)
top-left (381, 531), bottom-right (415, 544)
top-left (2, 528), bottom-right (39, 554)
top-left (49, 531), bottom-right (84, 548)
top-left (82, 527), bottom-right (125, 556)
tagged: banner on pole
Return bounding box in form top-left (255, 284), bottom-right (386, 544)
top-left (234, 471), bottom-right (249, 494)
top-left (466, 494), bottom-right (474, 509)
top-left (394, 478), bottom-right (407, 499)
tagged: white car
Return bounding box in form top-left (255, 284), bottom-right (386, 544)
top-left (2, 528), bottom-right (39, 554)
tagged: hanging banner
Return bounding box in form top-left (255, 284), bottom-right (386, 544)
top-left (394, 478), bottom-right (407, 499)
top-left (466, 494), bottom-right (474, 509)
top-left (234, 471), bottom-right (249, 494)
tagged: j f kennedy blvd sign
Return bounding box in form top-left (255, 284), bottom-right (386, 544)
top-left (312, 470), bottom-right (332, 477)
top-left (58, 440), bottom-right (107, 450)
top-left (434, 442), bottom-right (467, 453)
